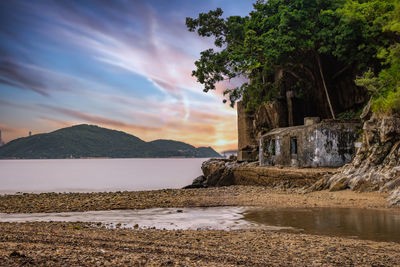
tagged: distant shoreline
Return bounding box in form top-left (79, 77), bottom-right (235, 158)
top-left (0, 124), bottom-right (222, 159)
top-left (0, 157), bottom-right (213, 160)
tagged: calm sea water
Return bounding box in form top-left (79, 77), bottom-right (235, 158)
top-left (0, 158), bottom-right (206, 194)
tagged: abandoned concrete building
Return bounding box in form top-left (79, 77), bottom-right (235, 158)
top-left (259, 118), bottom-right (360, 167)
top-left (236, 63), bottom-right (367, 168)
top-left (237, 101), bottom-right (362, 168)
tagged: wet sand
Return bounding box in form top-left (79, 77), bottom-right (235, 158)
top-left (1, 186), bottom-right (398, 266)
top-left (0, 186), bottom-right (391, 213)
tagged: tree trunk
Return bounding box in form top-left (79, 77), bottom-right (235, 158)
top-left (316, 53), bottom-right (336, 119)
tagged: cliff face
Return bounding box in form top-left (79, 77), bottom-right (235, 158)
top-left (309, 102), bottom-right (400, 206)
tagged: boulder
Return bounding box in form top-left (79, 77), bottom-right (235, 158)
top-left (201, 159), bottom-right (238, 186)
top-left (183, 175), bottom-right (207, 189)
top-left (184, 158), bottom-right (239, 188)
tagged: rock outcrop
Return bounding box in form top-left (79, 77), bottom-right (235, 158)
top-left (184, 159), bottom-right (242, 188)
top-left (233, 165), bottom-right (337, 188)
top-left (309, 102), bottom-right (400, 206)
top-left (185, 158), bottom-right (337, 189)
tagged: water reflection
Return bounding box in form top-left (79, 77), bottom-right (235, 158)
top-left (0, 207), bottom-right (260, 231)
top-left (243, 207), bottom-right (400, 243)
top-left (1, 206), bottom-right (399, 242)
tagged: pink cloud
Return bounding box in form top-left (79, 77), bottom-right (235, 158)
top-left (40, 105), bottom-right (160, 133)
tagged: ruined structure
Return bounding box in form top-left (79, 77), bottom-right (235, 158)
top-left (237, 97), bottom-right (362, 168)
top-left (235, 52), bottom-right (368, 162)
top-left (189, 103), bottom-right (367, 190)
top-left (237, 102), bottom-right (258, 161)
top-left (259, 118), bottom-right (361, 168)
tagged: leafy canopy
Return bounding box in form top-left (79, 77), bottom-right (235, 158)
top-left (355, 1), bottom-right (400, 114)
top-left (187, 0), bottom-right (398, 114)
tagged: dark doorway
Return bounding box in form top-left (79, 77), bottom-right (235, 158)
top-left (290, 138), bottom-right (297, 155)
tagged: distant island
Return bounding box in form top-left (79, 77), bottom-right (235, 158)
top-left (0, 124), bottom-right (221, 159)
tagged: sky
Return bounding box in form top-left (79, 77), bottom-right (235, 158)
top-left (0, 0), bottom-right (254, 152)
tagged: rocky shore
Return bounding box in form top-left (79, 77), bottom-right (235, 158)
top-left (184, 159), bottom-right (338, 189)
top-left (186, 102), bottom-right (400, 208)
top-left (0, 187), bottom-right (398, 266)
top-left (2, 221), bottom-right (400, 266)
top-left (308, 103), bottom-right (400, 206)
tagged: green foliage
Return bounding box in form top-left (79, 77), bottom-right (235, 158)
top-left (242, 80), bottom-right (279, 112)
top-left (187, 0), bottom-right (345, 107)
top-left (187, 0), bottom-right (397, 114)
top-left (337, 108), bottom-right (363, 119)
top-left (355, 1), bottom-right (400, 114)
top-left (0, 125), bottom-right (221, 159)
top-left (332, 0), bottom-right (395, 68)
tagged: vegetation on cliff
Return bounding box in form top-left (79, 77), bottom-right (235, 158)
top-left (0, 124), bottom-right (221, 159)
top-left (356, 1), bottom-right (400, 114)
top-left (186, 0), bottom-right (399, 117)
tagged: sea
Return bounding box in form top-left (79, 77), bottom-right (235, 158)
top-left (0, 158), bottom-right (206, 194)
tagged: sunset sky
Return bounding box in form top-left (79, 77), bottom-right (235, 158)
top-left (0, 0), bottom-right (253, 152)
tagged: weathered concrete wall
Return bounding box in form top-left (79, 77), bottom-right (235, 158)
top-left (237, 101), bottom-right (258, 161)
top-left (260, 122), bottom-right (361, 168)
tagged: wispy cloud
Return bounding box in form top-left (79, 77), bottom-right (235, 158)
top-left (0, 0), bottom-right (248, 151)
top-left (0, 57), bottom-right (49, 96)
top-left (39, 104), bottom-right (160, 133)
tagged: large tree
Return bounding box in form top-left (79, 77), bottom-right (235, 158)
top-left (187, 0), bottom-right (396, 118)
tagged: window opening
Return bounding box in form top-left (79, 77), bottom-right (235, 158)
top-left (269, 139), bottom-right (276, 155)
top-left (290, 137), bottom-right (297, 155)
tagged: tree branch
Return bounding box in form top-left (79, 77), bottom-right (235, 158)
top-left (316, 52), bottom-right (336, 119)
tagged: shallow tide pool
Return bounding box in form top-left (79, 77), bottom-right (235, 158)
top-left (1, 206), bottom-right (400, 243)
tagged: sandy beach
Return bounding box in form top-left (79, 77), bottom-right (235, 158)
top-left (1, 186), bottom-right (399, 266)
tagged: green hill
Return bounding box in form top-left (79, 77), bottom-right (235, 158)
top-left (149, 139), bottom-right (221, 158)
top-left (0, 124), bottom-right (221, 159)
